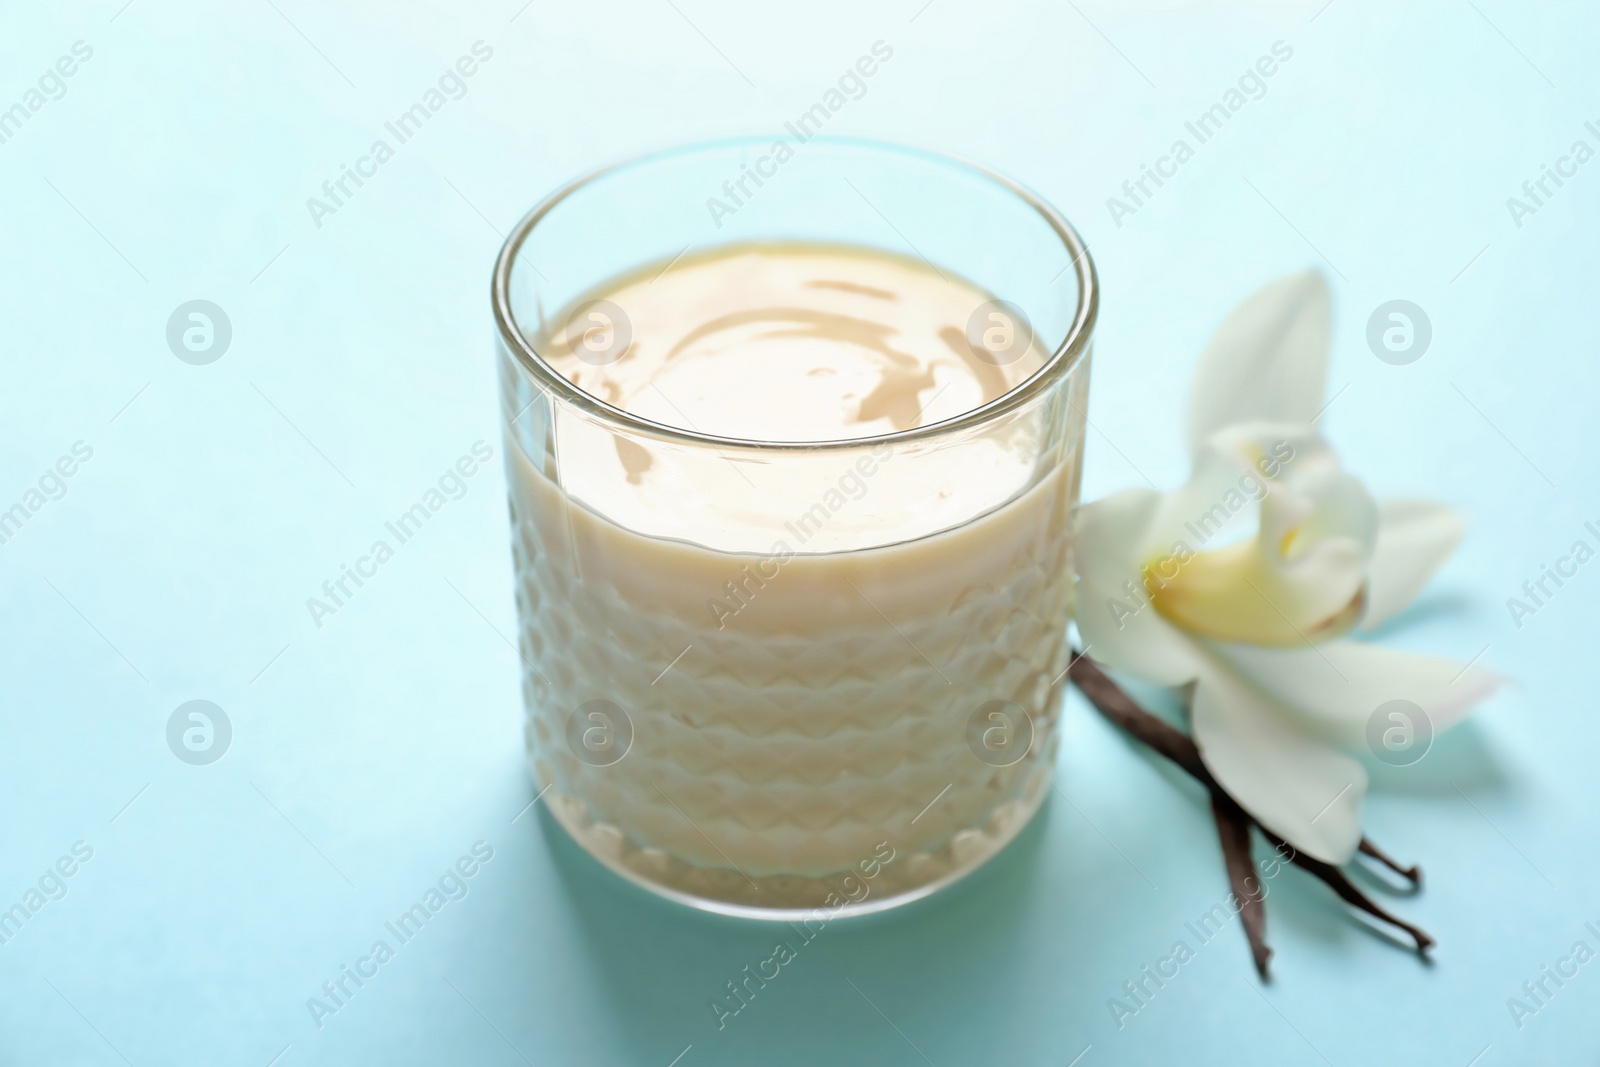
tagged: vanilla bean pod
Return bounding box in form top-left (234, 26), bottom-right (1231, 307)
top-left (1067, 650), bottom-right (1434, 969)
top-left (1359, 839), bottom-right (1423, 887)
top-left (1255, 826), bottom-right (1435, 955)
top-left (1211, 792), bottom-right (1273, 977)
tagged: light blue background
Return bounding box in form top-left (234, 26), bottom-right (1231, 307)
top-left (2, 1), bottom-right (1596, 1064)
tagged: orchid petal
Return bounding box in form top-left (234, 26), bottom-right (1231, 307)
top-left (1191, 663), bottom-right (1366, 864)
top-left (1206, 640), bottom-right (1500, 749)
top-left (1360, 499), bottom-right (1466, 630)
top-left (1074, 489), bottom-right (1205, 685)
top-left (1147, 421), bottom-right (1307, 547)
top-left (1188, 271), bottom-right (1331, 458)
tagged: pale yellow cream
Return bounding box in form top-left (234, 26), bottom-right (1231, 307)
top-left (505, 244), bottom-right (1082, 912)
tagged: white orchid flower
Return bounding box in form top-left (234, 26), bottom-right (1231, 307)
top-left (1075, 271), bottom-right (1499, 865)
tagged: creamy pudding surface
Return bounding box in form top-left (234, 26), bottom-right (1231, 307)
top-left (504, 243), bottom-right (1084, 914)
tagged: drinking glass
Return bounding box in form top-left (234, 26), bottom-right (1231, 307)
top-left (493, 136), bottom-right (1097, 919)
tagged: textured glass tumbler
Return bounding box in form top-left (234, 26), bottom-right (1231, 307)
top-left (493, 138), bottom-right (1097, 919)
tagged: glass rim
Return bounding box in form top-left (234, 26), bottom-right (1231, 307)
top-left (491, 135), bottom-right (1099, 453)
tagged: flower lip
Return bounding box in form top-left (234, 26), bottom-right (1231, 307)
top-left (1145, 540), bottom-right (1370, 647)
top-left (1130, 424), bottom-right (1378, 648)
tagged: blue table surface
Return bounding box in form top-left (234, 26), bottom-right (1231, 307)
top-left (3, 1), bottom-right (1597, 1064)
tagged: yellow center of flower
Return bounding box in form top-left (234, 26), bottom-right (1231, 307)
top-left (1145, 537), bottom-right (1365, 647)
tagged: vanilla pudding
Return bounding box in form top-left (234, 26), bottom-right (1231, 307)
top-left (502, 243), bottom-right (1088, 914)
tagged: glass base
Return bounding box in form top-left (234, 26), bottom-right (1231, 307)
top-left (534, 761), bottom-right (1054, 921)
